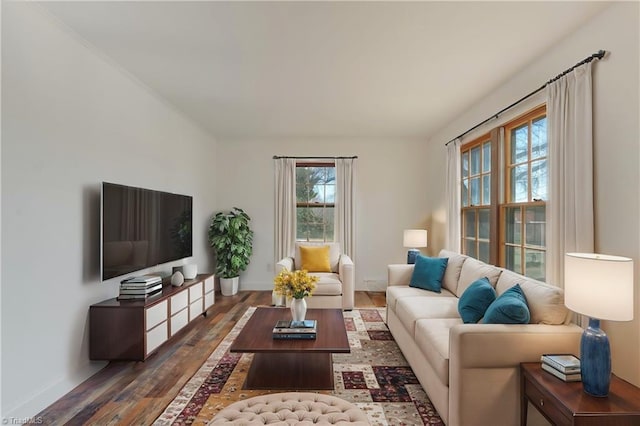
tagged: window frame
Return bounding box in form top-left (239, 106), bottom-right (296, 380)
top-left (461, 134), bottom-right (493, 264)
top-left (459, 105), bottom-right (547, 279)
top-left (295, 161), bottom-right (336, 242)
top-left (500, 105), bottom-right (547, 279)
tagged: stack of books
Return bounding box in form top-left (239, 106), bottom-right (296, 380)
top-left (272, 319), bottom-right (317, 340)
top-left (118, 274), bottom-right (163, 300)
top-left (541, 354), bottom-right (581, 382)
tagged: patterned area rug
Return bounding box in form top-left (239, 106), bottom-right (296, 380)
top-left (154, 307), bottom-right (443, 425)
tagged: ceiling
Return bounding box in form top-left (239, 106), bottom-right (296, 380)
top-left (38, 1), bottom-right (611, 140)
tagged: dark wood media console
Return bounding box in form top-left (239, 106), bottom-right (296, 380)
top-left (90, 273), bottom-right (214, 361)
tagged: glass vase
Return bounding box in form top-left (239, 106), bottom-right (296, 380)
top-left (290, 298), bottom-right (307, 322)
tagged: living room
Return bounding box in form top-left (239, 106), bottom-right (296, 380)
top-left (2, 1), bottom-right (639, 423)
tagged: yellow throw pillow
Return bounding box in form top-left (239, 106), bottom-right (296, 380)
top-left (299, 245), bottom-right (331, 272)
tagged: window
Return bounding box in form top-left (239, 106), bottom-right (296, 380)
top-left (461, 136), bottom-right (492, 263)
top-left (502, 108), bottom-right (547, 280)
top-left (460, 105), bottom-right (547, 280)
top-left (296, 163), bottom-right (335, 242)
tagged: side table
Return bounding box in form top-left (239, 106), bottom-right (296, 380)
top-left (520, 362), bottom-right (640, 426)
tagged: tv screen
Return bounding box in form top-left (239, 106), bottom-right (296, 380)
top-left (101, 182), bottom-right (193, 281)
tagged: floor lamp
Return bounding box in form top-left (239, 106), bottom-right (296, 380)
top-left (564, 253), bottom-right (634, 397)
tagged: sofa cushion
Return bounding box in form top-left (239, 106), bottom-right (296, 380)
top-left (483, 284), bottom-right (530, 324)
top-left (410, 255), bottom-right (448, 293)
top-left (310, 272), bottom-right (342, 296)
top-left (415, 318), bottom-right (461, 386)
top-left (438, 250), bottom-right (468, 294)
top-left (386, 286), bottom-right (457, 313)
top-left (496, 269), bottom-right (569, 325)
top-left (458, 277), bottom-right (497, 324)
top-left (299, 245), bottom-right (331, 272)
top-left (295, 242), bottom-right (340, 273)
top-left (457, 257), bottom-right (502, 297)
top-left (396, 297), bottom-right (460, 337)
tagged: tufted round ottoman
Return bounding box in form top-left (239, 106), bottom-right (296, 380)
top-left (209, 392), bottom-right (370, 425)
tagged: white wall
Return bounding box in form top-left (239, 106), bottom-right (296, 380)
top-left (426, 2), bottom-right (640, 385)
top-left (1, 3), bottom-right (218, 418)
top-left (215, 137), bottom-right (430, 292)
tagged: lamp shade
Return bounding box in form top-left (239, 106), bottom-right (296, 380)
top-left (403, 229), bottom-right (428, 248)
top-left (564, 253), bottom-right (634, 321)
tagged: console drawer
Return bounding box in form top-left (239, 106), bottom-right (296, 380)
top-left (146, 321), bottom-right (168, 355)
top-left (204, 276), bottom-right (214, 293)
top-left (170, 308), bottom-right (189, 336)
top-left (146, 300), bottom-right (168, 331)
top-left (189, 282), bottom-right (203, 302)
top-left (190, 299), bottom-right (203, 319)
top-left (204, 291), bottom-right (214, 310)
top-left (170, 291), bottom-right (188, 315)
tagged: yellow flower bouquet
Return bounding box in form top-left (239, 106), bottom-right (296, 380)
top-left (274, 268), bottom-right (318, 299)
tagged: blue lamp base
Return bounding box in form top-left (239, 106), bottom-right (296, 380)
top-left (407, 249), bottom-right (420, 264)
top-left (581, 318), bottom-right (611, 397)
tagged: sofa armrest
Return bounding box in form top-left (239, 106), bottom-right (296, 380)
top-left (275, 257), bottom-right (294, 274)
top-left (387, 264), bottom-right (414, 286)
top-left (448, 323), bottom-right (582, 426)
top-left (450, 323), bottom-right (582, 368)
top-left (339, 254), bottom-right (355, 310)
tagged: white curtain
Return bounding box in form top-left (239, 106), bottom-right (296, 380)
top-left (274, 158), bottom-right (297, 264)
top-left (335, 158), bottom-right (356, 257)
top-left (546, 62), bottom-right (594, 288)
top-left (446, 139), bottom-right (462, 252)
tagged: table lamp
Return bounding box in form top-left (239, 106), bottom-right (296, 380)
top-left (403, 229), bottom-right (427, 264)
top-left (564, 252), bottom-right (634, 397)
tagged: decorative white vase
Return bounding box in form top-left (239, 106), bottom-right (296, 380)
top-left (290, 298), bottom-right (307, 322)
top-left (171, 271), bottom-right (184, 287)
top-left (220, 276), bottom-right (239, 296)
top-left (182, 264), bottom-right (197, 280)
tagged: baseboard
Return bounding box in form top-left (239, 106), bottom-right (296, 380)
top-left (2, 361), bottom-right (107, 421)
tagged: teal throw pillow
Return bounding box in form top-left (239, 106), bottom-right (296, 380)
top-left (483, 284), bottom-right (531, 324)
top-left (458, 277), bottom-right (496, 324)
top-left (409, 255), bottom-right (448, 293)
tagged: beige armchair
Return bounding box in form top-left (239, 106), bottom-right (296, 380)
top-left (275, 242), bottom-right (354, 310)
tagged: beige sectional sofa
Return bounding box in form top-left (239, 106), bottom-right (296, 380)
top-left (386, 249), bottom-right (583, 426)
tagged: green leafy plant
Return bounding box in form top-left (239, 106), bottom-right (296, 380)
top-left (208, 207), bottom-right (253, 279)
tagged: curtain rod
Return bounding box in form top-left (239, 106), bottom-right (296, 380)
top-left (272, 155), bottom-right (358, 159)
top-left (444, 49), bottom-right (606, 146)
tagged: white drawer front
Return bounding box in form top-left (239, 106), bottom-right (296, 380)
top-left (146, 321), bottom-right (167, 355)
top-left (146, 300), bottom-right (168, 331)
top-left (204, 276), bottom-right (214, 293)
top-left (190, 299), bottom-right (203, 319)
top-left (170, 309), bottom-right (189, 336)
top-left (204, 291), bottom-right (214, 309)
top-left (170, 291), bottom-right (188, 315)
top-left (189, 282), bottom-right (203, 302)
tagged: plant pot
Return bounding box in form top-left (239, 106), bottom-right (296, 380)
top-left (220, 276), bottom-right (239, 296)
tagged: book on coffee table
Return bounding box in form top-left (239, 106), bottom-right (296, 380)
top-left (272, 319), bottom-right (317, 339)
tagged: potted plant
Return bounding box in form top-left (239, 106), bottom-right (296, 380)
top-left (208, 207), bottom-right (253, 296)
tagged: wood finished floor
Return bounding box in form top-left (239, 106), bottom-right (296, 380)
top-left (37, 291), bottom-right (386, 425)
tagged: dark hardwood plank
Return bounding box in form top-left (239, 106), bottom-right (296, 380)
top-left (36, 291), bottom-right (385, 424)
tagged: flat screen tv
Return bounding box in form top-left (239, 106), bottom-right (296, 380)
top-left (101, 182), bottom-right (193, 281)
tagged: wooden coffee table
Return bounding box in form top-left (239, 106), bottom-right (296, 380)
top-left (229, 307), bottom-right (350, 390)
